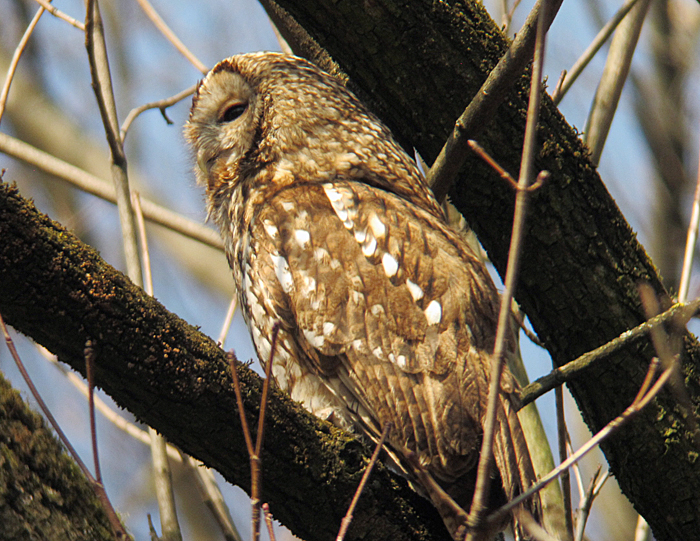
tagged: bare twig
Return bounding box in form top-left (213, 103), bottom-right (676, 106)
top-left (573, 467), bottom-right (609, 541)
top-left (134, 190), bottom-right (183, 541)
top-left (467, 140), bottom-right (548, 193)
top-left (218, 295), bottom-right (239, 348)
top-left (188, 458), bottom-right (244, 541)
top-left (46, 341), bottom-right (240, 541)
top-left (134, 0), bottom-right (207, 73)
top-left (567, 438), bottom-right (585, 503)
top-left (584, 0), bottom-right (652, 165)
top-left (0, 132), bottom-right (222, 250)
top-left (262, 504), bottom-right (277, 541)
top-left (638, 285), bottom-right (700, 447)
top-left (86, 0), bottom-right (143, 285)
top-left (120, 85), bottom-right (197, 143)
top-left (336, 423), bottom-right (391, 541)
top-left (132, 192), bottom-right (153, 293)
top-left (516, 508), bottom-right (561, 541)
top-left (2, 315), bottom-right (92, 480)
top-left (678, 136), bottom-right (700, 302)
top-left (0, 4), bottom-right (45, 126)
top-left (519, 297), bottom-right (700, 406)
top-left (426, 0), bottom-right (563, 201)
top-left (490, 359), bottom-right (671, 526)
top-left (555, 384), bottom-right (573, 539)
top-left (84, 340), bottom-right (102, 485)
top-left (38, 346), bottom-right (181, 458)
top-left (634, 516), bottom-right (651, 541)
top-left (511, 307), bottom-right (545, 348)
top-left (33, 0), bottom-right (84, 30)
top-left (552, 0), bottom-right (642, 105)
top-left (465, 3), bottom-right (551, 537)
top-left (228, 323), bottom-right (280, 541)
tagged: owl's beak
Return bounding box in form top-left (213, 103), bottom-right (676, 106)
top-left (196, 151), bottom-right (210, 177)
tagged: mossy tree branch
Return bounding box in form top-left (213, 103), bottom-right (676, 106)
top-left (0, 182), bottom-right (450, 541)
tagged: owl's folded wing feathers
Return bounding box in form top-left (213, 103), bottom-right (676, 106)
top-left (254, 180), bottom-right (538, 531)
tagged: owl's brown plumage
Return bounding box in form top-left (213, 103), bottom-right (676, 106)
top-left (185, 52), bottom-right (538, 538)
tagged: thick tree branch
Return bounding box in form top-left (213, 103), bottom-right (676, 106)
top-left (0, 182), bottom-right (449, 541)
top-left (0, 370), bottom-right (116, 541)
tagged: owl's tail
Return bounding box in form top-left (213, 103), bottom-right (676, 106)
top-left (493, 391), bottom-right (541, 539)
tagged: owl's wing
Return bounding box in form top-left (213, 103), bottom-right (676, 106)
top-left (254, 180), bottom-right (537, 526)
top-left (260, 182), bottom-right (498, 438)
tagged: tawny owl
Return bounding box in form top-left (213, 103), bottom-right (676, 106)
top-left (185, 52), bottom-right (538, 538)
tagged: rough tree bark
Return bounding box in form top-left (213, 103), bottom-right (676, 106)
top-left (262, 1), bottom-right (700, 539)
top-left (0, 183), bottom-right (450, 541)
top-left (0, 1), bottom-right (699, 540)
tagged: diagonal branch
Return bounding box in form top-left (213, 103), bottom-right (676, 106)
top-left (0, 181), bottom-right (451, 541)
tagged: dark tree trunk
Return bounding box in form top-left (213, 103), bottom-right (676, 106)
top-left (260, 1), bottom-right (700, 539)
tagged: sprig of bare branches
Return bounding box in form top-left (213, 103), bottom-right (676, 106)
top-left (464, 2), bottom-right (552, 537)
top-left (490, 358), bottom-right (672, 527)
top-left (0, 132), bottom-right (222, 249)
top-left (33, 0), bottom-right (84, 30)
top-left (552, 0), bottom-right (642, 105)
top-left (120, 85), bottom-right (197, 143)
top-left (426, 0), bottom-right (563, 201)
top-left (228, 323), bottom-right (280, 541)
top-left (519, 296), bottom-right (700, 406)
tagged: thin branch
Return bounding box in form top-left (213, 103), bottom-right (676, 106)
top-left (573, 466), bottom-right (607, 541)
top-left (249, 324), bottom-right (280, 541)
top-left (566, 438), bottom-right (585, 503)
top-left (426, 0), bottom-right (563, 201)
top-left (678, 134), bottom-right (700, 302)
top-left (189, 459), bottom-right (244, 541)
top-left (555, 384), bottom-right (573, 539)
top-left (638, 285), bottom-right (700, 447)
top-left (39, 345), bottom-right (183, 460)
top-left (262, 504), bottom-right (277, 541)
top-left (120, 85), bottom-right (197, 143)
top-left (218, 295), bottom-right (239, 347)
top-left (336, 423), bottom-right (391, 541)
top-left (32, 0), bottom-right (84, 30)
top-left (634, 516), bottom-right (651, 541)
top-left (516, 508), bottom-right (561, 541)
top-left (133, 0), bottom-right (207, 73)
top-left (489, 359), bottom-right (671, 526)
top-left (465, 2), bottom-right (551, 536)
top-left (0, 3), bottom-right (45, 126)
top-left (519, 297), bottom-right (700, 406)
top-left (583, 0), bottom-right (652, 165)
top-left (86, 0), bottom-right (143, 285)
top-left (84, 340), bottom-right (102, 485)
top-left (229, 323), bottom-right (281, 541)
top-left (552, 0), bottom-right (642, 105)
top-left (467, 139), bottom-right (547, 193)
top-left (0, 132), bottom-right (222, 250)
top-left (228, 354), bottom-right (255, 458)
top-left (2, 314), bottom-right (92, 481)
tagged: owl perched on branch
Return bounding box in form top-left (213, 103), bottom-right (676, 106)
top-left (185, 52), bottom-right (538, 538)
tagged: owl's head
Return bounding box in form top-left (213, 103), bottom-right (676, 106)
top-left (185, 52), bottom-right (374, 191)
top-left (185, 52), bottom-right (441, 219)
